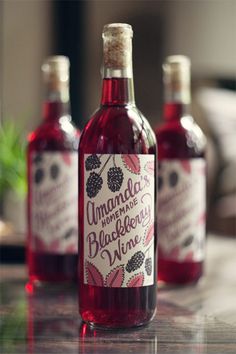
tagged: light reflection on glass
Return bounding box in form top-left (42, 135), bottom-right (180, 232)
top-left (59, 115), bottom-right (75, 135)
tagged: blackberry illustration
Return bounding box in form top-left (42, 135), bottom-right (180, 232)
top-left (107, 167), bottom-right (124, 192)
top-left (126, 251), bottom-right (145, 273)
top-left (50, 163), bottom-right (60, 179)
top-left (145, 258), bottom-right (152, 276)
top-left (86, 172), bottom-right (103, 198)
top-left (158, 175), bottom-right (163, 191)
top-left (34, 168), bottom-right (44, 184)
top-left (169, 171), bottom-right (178, 187)
top-left (33, 154), bottom-right (43, 164)
top-left (85, 154), bottom-right (101, 171)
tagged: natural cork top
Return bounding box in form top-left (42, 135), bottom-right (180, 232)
top-left (163, 55), bottom-right (191, 104)
top-left (41, 56), bottom-right (70, 101)
top-left (102, 23), bottom-right (133, 69)
top-left (163, 55), bottom-right (190, 82)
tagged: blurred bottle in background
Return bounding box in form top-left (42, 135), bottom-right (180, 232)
top-left (27, 56), bottom-right (80, 283)
top-left (155, 56), bottom-right (206, 284)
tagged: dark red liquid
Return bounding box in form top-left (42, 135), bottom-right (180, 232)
top-left (155, 103), bottom-right (205, 284)
top-left (27, 101), bottom-right (80, 283)
top-left (79, 78), bottom-right (157, 328)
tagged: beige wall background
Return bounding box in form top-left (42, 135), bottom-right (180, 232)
top-left (84, 0), bottom-right (236, 125)
top-left (1, 0), bottom-right (53, 132)
top-left (1, 0), bottom-right (236, 132)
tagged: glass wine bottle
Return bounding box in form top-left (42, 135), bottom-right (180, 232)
top-left (27, 56), bottom-right (80, 283)
top-left (155, 56), bottom-right (206, 284)
top-left (78, 23), bottom-right (157, 328)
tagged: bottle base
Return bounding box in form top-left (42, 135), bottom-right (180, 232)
top-left (29, 274), bottom-right (77, 284)
top-left (28, 252), bottom-right (78, 283)
top-left (80, 309), bottom-right (156, 330)
top-left (158, 259), bottom-right (203, 285)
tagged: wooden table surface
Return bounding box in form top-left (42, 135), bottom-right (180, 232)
top-left (0, 234), bottom-right (236, 354)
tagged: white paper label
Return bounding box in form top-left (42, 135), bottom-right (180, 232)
top-left (158, 159), bottom-right (206, 262)
top-left (83, 154), bottom-right (155, 288)
top-left (31, 152), bottom-right (78, 254)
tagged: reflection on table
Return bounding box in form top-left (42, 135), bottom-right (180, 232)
top-left (0, 235), bottom-right (236, 354)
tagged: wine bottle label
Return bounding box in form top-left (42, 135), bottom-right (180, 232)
top-left (30, 152), bottom-right (78, 254)
top-left (83, 154), bottom-right (155, 288)
top-left (158, 159), bottom-right (206, 262)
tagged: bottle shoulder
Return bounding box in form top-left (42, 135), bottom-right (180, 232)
top-left (155, 115), bottom-right (206, 158)
top-left (28, 117), bottom-right (80, 151)
top-left (80, 105), bottom-right (156, 155)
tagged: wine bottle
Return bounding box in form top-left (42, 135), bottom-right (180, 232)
top-left (27, 56), bottom-right (80, 283)
top-left (155, 55), bottom-right (206, 284)
top-left (78, 23), bottom-right (157, 328)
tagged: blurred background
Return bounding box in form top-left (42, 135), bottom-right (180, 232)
top-left (0, 0), bottom-right (235, 261)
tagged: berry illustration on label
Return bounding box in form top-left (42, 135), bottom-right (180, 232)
top-left (145, 258), bottom-right (152, 276)
top-left (85, 154), bottom-right (101, 171)
top-left (84, 154), bottom-right (155, 288)
top-left (107, 166), bottom-right (124, 192)
top-left (86, 155), bottom-right (125, 198)
top-left (126, 251), bottom-right (145, 273)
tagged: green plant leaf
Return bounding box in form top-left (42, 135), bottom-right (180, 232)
top-left (0, 121), bottom-right (27, 198)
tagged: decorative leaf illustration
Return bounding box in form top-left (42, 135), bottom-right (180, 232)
top-left (180, 160), bottom-right (191, 174)
top-left (62, 152), bottom-right (72, 166)
top-left (198, 163), bottom-right (206, 175)
top-left (127, 272), bottom-right (144, 287)
top-left (105, 265), bottom-right (124, 287)
top-left (65, 244), bottom-right (77, 253)
top-left (122, 155), bottom-right (140, 174)
top-left (34, 236), bottom-right (47, 251)
top-left (184, 251), bottom-right (194, 262)
top-left (197, 212), bottom-right (206, 225)
top-left (49, 239), bottom-right (60, 252)
top-left (144, 161), bottom-right (155, 176)
top-left (143, 223), bottom-right (154, 247)
top-left (85, 261), bottom-right (104, 286)
top-left (168, 246), bottom-right (180, 259)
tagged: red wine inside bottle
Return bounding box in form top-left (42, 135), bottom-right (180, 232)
top-left (78, 23), bottom-right (157, 328)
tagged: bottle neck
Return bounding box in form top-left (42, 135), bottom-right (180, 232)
top-left (43, 85), bottom-right (70, 122)
top-left (101, 77), bottom-right (135, 106)
top-left (163, 79), bottom-right (191, 121)
top-left (163, 102), bottom-right (190, 122)
top-left (101, 27), bottom-right (134, 106)
top-left (43, 100), bottom-right (70, 122)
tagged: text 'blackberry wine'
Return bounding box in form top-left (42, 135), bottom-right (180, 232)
top-left (155, 56), bottom-right (206, 284)
top-left (27, 56), bottom-right (80, 283)
top-left (78, 23), bottom-right (157, 328)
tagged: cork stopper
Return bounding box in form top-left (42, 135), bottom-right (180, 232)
top-left (102, 23), bottom-right (133, 75)
top-left (163, 55), bottom-right (191, 104)
top-left (163, 55), bottom-right (190, 80)
top-left (42, 56), bottom-right (70, 102)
